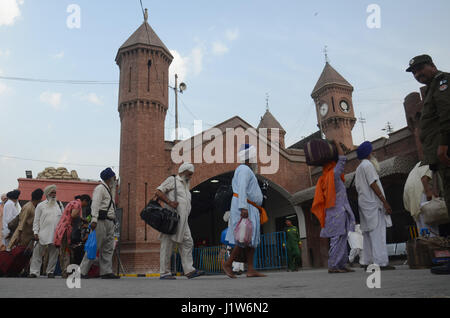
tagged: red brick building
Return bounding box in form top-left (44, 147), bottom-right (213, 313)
top-left (116, 16), bottom-right (425, 273)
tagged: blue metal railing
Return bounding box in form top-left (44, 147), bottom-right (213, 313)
top-left (171, 231), bottom-right (288, 275)
top-left (254, 231), bottom-right (288, 270)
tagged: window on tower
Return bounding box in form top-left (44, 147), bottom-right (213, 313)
top-left (147, 59), bottom-right (152, 92)
top-left (129, 66), bottom-right (132, 93)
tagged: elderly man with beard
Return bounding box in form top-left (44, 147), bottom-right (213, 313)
top-left (29, 185), bottom-right (63, 278)
top-left (355, 142), bottom-right (395, 271)
top-left (156, 163), bottom-right (205, 280)
top-left (80, 168), bottom-right (120, 279)
top-left (223, 144), bottom-right (266, 279)
top-left (2, 190), bottom-right (21, 250)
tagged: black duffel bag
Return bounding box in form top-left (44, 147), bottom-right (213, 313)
top-left (140, 176), bottom-right (179, 235)
top-left (140, 200), bottom-right (179, 235)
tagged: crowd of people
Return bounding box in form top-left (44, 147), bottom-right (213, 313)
top-left (0, 54), bottom-right (448, 279)
top-left (0, 168), bottom-right (121, 279)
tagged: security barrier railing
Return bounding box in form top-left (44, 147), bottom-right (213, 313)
top-left (170, 231), bottom-right (288, 275)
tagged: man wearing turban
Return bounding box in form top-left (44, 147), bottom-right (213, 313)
top-left (223, 144), bottom-right (266, 278)
top-left (79, 168), bottom-right (120, 279)
top-left (2, 190), bottom-right (21, 249)
top-left (0, 193), bottom-right (7, 250)
top-left (354, 141), bottom-right (395, 270)
top-left (156, 162), bottom-right (205, 279)
top-left (29, 185), bottom-right (63, 278)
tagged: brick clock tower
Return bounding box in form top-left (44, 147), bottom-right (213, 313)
top-left (311, 62), bottom-right (356, 150)
top-left (115, 11), bottom-right (173, 272)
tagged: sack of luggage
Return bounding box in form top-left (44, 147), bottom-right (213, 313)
top-left (420, 197), bottom-right (450, 225)
top-left (406, 236), bottom-right (450, 269)
top-left (140, 176), bottom-right (180, 235)
top-left (303, 139), bottom-right (338, 166)
top-left (0, 242), bottom-right (34, 277)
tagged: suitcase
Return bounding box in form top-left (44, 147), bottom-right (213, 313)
top-left (0, 251), bottom-right (15, 276)
top-left (303, 139), bottom-right (338, 166)
top-left (0, 246), bottom-right (31, 277)
top-left (406, 237), bottom-right (450, 269)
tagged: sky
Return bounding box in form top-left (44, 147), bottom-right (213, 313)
top-left (1, 0), bottom-right (450, 192)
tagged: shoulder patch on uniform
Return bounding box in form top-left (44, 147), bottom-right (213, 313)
top-left (439, 84), bottom-right (448, 92)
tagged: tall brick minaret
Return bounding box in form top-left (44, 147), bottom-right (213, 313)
top-left (116, 11), bottom-right (173, 269)
top-left (311, 62), bottom-right (356, 150)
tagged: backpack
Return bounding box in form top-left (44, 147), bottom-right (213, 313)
top-left (214, 185), bottom-right (233, 213)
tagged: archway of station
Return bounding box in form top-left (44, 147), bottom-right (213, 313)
top-left (189, 171), bottom-right (303, 248)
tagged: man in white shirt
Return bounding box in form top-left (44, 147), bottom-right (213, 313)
top-left (2, 190), bottom-right (21, 249)
top-left (29, 185), bottom-right (63, 278)
top-left (355, 142), bottom-right (395, 270)
top-left (403, 162), bottom-right (440, 236)
top-left (156, 162), bottom-right (205, 280)
top-left (0, 193), bottom-right (7, 250)
top-left (80, 168), bottom-right (120, 279)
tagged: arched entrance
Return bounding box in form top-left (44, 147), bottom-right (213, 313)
top-left (188, 171), bottom-right (305, 248)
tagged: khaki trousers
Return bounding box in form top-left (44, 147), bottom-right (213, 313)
top-left (80, 219), bottom-right (115, 276)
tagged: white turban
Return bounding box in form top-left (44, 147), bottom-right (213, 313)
top-left (178, 162), bottom-right (194, 174)
top-left (238, 144), bottom-right (257, 162)
top-left (1, 193), bottom-right (6, 201)
top-left (44, 185), bottom-right (57, 197)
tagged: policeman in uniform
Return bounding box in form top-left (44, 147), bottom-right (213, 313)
top-left (406, 54), bottom-right (450, 274)
top-left (284, 218), bottom-right (302, 271)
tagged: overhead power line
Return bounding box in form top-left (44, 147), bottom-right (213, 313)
top-left (0, 154), bottom-right (118, 168)
top-left (0, 76), bottom-right (118, 85)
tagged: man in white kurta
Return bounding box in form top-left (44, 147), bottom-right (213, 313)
top-left (2, 190), bottom-right (21, 249)
top-left (156, 163), bottom-right (204, 279)
top-left (403, 162), bottom-right (440, 236)
top-left (29, 185), bottom-right (63, 278)
top-left (355, 142), bottom-right (395, 270)
top-left (223, 144), bottom-right (265, 279)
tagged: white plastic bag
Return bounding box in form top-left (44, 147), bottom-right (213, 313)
top-left (234, 217), bottom-right (253, 246)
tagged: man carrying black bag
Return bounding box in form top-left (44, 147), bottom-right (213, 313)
top-left (156, 163), bottom-right (205, 280)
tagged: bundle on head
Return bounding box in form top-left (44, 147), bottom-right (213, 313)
top-left (303, 139), bottom-right (338, 167)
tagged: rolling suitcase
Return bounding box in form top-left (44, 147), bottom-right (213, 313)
top-left (0, 244), bottom-right (32, 277)
top-left (0, 251), bottom-right (15, 277)
top-left (303, 139), bottom-right (338, 166)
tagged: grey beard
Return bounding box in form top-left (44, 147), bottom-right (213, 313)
top-left (370, 157), bottom-right (381, 174)
top-left (250, 163), bottom-right (258, 174)
top-left (48, 197), bottom-right (56, 205)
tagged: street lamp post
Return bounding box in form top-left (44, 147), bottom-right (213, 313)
top-left (170, 74), bottom-right (187, 141)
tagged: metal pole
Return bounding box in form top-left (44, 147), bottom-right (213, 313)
top-left (175, 74), bottom-right (179, 141)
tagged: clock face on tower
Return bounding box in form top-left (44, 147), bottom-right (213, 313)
top-left (339, 100), bottom-right (351, 113)
top-left (319, 103), bottom-right (329, 117)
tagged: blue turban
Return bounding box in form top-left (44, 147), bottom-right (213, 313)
top-left (100, 168), bottom-right (116, 181)
top-left (357, 141), bottom-right (373, 160)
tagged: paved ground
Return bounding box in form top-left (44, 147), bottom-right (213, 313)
top-left (0, 265), bottom-right (449, 298)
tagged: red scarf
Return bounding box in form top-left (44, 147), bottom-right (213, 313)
top-left (54, 199), bottom-right (81, 247)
